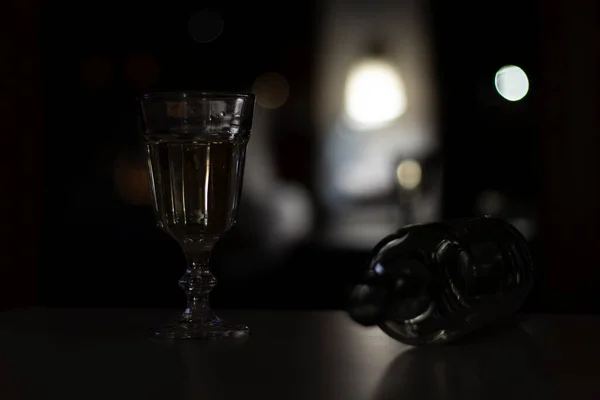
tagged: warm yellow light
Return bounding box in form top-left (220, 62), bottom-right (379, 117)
top-left (253, 72), bottom-right (290, 109)
top-left (345, 59), bottom-right (407, 128)
top-left (396, 159), bottom-right (422, 190)
top-left (114, 155), bottom-right (151, 205)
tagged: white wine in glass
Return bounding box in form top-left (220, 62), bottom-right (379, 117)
top-left (139, 92), bottom-right (254, 339)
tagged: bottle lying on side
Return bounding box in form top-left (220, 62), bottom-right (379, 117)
top-left (348, 217), bottom-right (534, 345)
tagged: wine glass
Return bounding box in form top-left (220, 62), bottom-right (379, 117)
top-left (138, 92), bottom-right (255, 339)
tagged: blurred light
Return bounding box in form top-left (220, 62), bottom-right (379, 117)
top-left (336, 159), bottom-right (390, 197)
top-left (80, 55), bottom-right (115, 89)
top-left (114, 155), bottom-right (151, 205)
top-left (494, 65), bottom-right (529, 101)
top-left (396, 159), bottom-right (422, 190)
top-left (188, 10), bottom-right (224, 43)
top-left (166, 101), bottom-right (184, 118)
top-left (124, 53), bottom-right (160, 89)
top-left (476, 191), bottom-right (505, 215)
top-left (253, 72), bottom-right (290, 109)
top-left (271, 183), bottom-right (313, 245)
top-left (344, 59), bottom-right (407, 128)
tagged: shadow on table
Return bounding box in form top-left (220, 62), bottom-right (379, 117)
top-left (374, 327), bottom-right (557, 400)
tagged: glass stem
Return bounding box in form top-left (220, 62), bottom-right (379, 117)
top-left (179, 246), bottom-right (217, 324)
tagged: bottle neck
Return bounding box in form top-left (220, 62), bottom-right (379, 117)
top-left (348, 260), bottom-right (431, 326)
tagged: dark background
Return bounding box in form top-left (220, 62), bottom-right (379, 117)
top-left (2, 0), bottom-right (599, 313)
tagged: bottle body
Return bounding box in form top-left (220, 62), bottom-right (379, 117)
top-left (349, 217), bottom-right (533, 345)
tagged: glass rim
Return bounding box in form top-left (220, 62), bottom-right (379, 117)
top-left (139, 91), bottom-right (255, 101)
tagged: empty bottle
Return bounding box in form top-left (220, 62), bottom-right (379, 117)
top-left (348, 217), bottom-right (534, 345)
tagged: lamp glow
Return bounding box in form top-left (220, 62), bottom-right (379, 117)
top-left (345, 59), bottom-right (407, 128)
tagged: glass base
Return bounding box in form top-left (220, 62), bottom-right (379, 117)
top-left (153, 317), bottom-right (249, 340)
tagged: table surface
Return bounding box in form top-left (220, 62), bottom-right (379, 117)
top-left (0, 309), bottom-right (598, 400)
